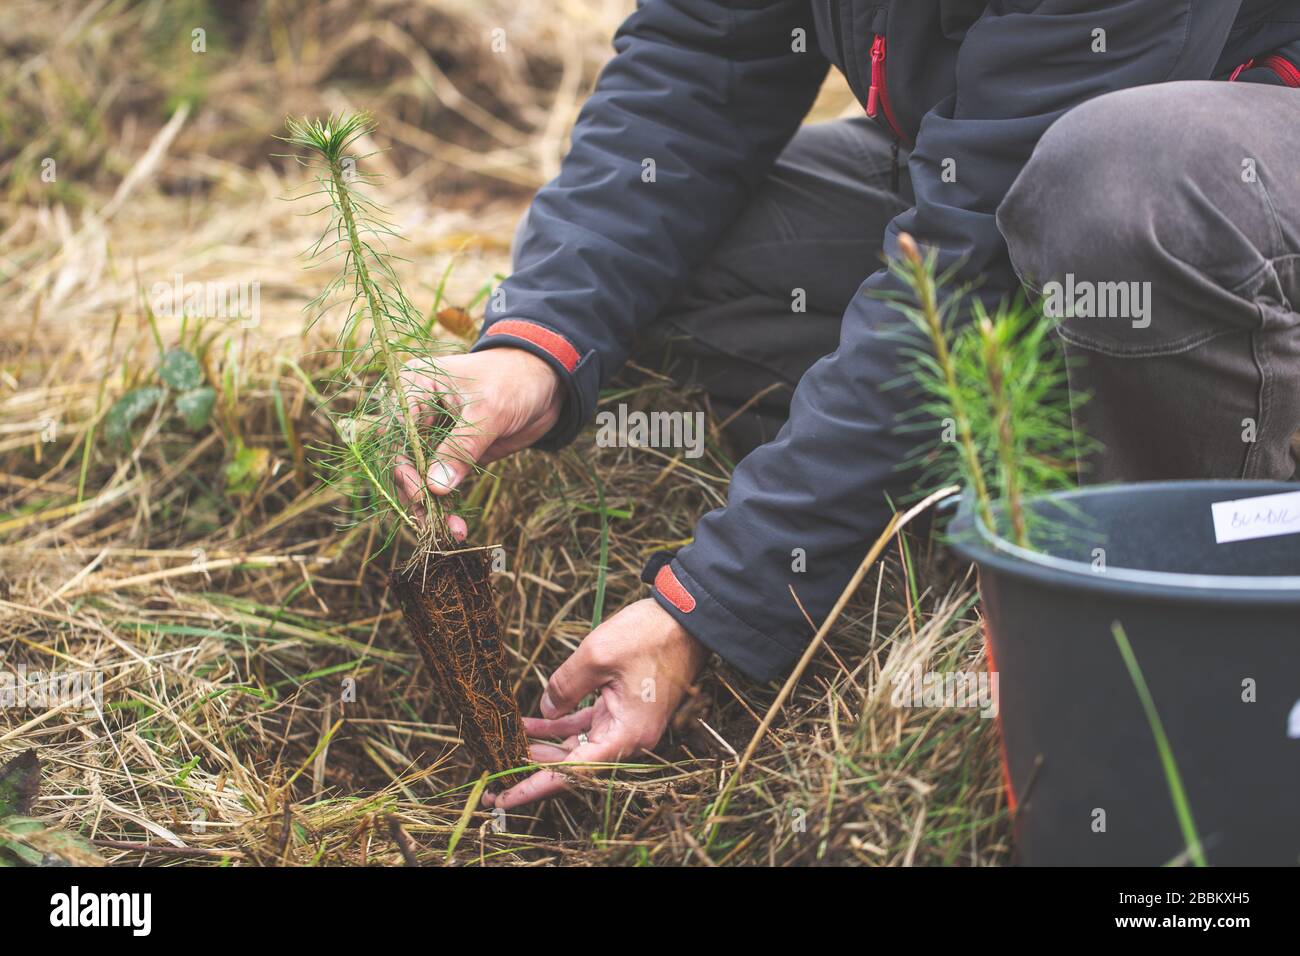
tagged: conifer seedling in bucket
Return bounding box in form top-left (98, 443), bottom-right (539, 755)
top-left (283, 113), bottom-right (528, 781)
top-left (887, 234), bottom-right (1300, 865)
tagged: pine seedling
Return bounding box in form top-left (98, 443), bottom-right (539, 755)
top-left (970, 296), bottom-right (1080, 546)
top-left (887, 233), bottom-right (1081, 547)
top-left (281, 114), bottom-right (530, 779)
top-left (283, 112), bottom-right (464, 554)
top-left (886, 234), bottom-right (996, 535)
top-left (977, 308), bottom-right (1026, 544)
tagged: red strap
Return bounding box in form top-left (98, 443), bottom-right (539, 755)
top-left (982, 620), bottom-right (1017, 814)
top-left (1260, 53), bottom-right (1300, 87)
top-left (484, 320), bottom-right (580, 373)
top-left (654, 564), bottom-right (696, 614)
top-left (1229, 58), bottom-right (1255, 81)
top-left (1229, 54), bottom-right (1300, 87)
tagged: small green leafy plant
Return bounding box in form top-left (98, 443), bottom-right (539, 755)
top-left (283, 112), bottom-right (465, 554)
top-left (103, 345), bottom-right (216, 449)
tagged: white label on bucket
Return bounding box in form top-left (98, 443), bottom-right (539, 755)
top-left (1210, 490), bottom-right (1300, 544)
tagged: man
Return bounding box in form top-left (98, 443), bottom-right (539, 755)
top-left (394, 1), bottom-right (1300, 809)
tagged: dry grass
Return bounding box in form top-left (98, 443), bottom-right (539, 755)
top-left (0, 0), bottom-right (1008, 865)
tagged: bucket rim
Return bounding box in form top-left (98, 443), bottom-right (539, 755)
top-left (947, 480), bottom-right (1300, 604)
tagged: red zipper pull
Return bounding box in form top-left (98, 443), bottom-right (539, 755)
top-left (867, 34), bottom-right (885, 117)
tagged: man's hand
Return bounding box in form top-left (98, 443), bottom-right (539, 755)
top-left (393, 347), bottom-right (563, 537)
top-left (484, 598), bottom-right (709, 811)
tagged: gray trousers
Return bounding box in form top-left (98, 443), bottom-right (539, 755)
top-left (639, 81), bottom-right (1300, 478)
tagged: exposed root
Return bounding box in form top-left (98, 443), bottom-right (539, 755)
top-left (390, 549), bottom-right (529, 781)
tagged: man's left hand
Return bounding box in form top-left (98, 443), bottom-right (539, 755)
top-left (484, 598), bottom-right (708, 810)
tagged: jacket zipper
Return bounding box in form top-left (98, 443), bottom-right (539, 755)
top-left (866, 30), bottom-right (908, 194)
top-left (866, 34), bottom-right (907, 143)
top-left (1229, 54), bottom-right (1300, 86)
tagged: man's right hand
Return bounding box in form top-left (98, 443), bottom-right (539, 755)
top-left (393, 347), bottom-right (564, 527)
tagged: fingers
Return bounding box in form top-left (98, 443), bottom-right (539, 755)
top-left (396, 359), bottom-right (492, 497)
top-left (393, 459), bottom-right (422, 506)
top-left (412, 362), bottom-right (497, 496)
top-left (540, 643), bottom-right (610, 719)
top-left (426, 426), bottom-right (495, 497)
top-left (483, 601), bottom-right (697, 812)
top-left (525, 741), bottom-right (572, 764)
top-left (395, 456), bottom-right (468, 542)
top-left (395, 353), bottom-right (548, 501)
top-left (523, 708), bottom-right (594, 740)
top-left (483, 768), bottom-right (568, 809)
top-left (483, 714), bottom-right (596, 810)
top-left (482, 742), bottom-right (566, 808)
top-left (398, 361), bottom-right (464, 429)
top-left (487, 736), bottom-right (620, 811)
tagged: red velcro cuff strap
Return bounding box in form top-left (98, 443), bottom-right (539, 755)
top-left (485, 320), bottom-right (581, 373)
top-left (654, 564), bottom-right (696, 614)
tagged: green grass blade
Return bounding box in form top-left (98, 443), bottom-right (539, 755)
top-left (446, 771), bottom-right (489, 862)
top-left (1110, 621), bottom-right (1207, 867)
top-left (587, 462), bottom-right (611, 628)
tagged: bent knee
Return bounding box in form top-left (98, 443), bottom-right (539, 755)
top-left (997, 82), bottom-right (1248, 293)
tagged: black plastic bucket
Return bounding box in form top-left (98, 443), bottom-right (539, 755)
top-left (948, 480), bottom-right (1300, 865)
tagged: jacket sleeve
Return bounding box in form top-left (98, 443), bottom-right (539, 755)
top-left (648, 0), bottom-right (1243, 682)
top-left (471, 0), bottom-right (828, 449)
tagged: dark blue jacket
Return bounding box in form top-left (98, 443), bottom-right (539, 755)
top-left (472, 1), bottom-right (1300, 681)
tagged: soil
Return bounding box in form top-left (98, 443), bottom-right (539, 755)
top-left (390, 548), bottom-right (530, 783)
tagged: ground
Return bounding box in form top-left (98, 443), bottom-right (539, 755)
top-left (0, 0), bottom-right (1008, 866)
